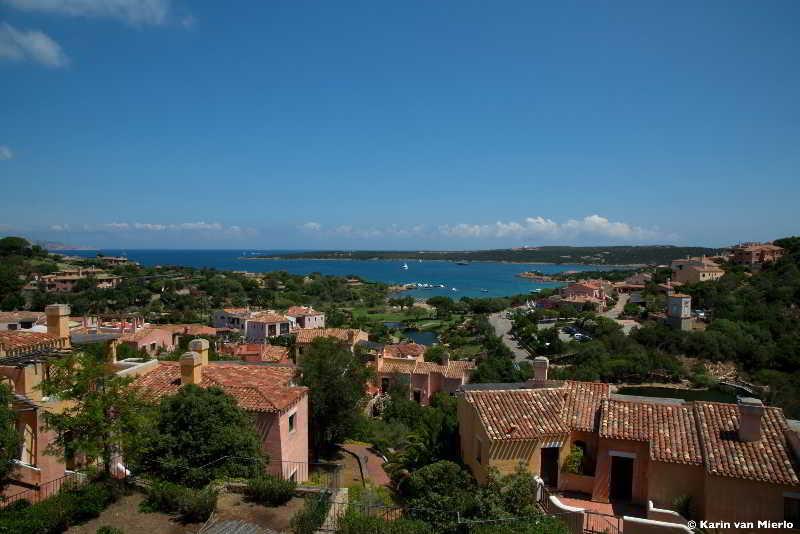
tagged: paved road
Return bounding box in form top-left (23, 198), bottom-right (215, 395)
top-left (488, 311), bottom-right (531, 363)
top-left (601, 293), bottom-right (629, 319)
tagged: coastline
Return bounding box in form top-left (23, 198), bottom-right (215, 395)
top-left (240, 256), bottom-right (644, 268)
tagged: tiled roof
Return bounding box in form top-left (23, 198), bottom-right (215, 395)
top-left (0, 331), bottom-right (63, 353)
top-left (464, 388), bottom-right (569, 440)
top-left (383, 343), bottom-right (426, 359)
top-left (158, 324), bottom-right (218, 336)
top-left (132, 362), bottom-right (306, 413)
top-left (378, 357), bottom-right (475, 380)
top-left (248, 312), bottom-right (289, 324)
top-left (695, 402), bottom-right (798, 485)
top-left (232, 344), bottom-right (289, 362)
top-left (600, 399), bottom-right (703, 465)
top-left (563, 381), bottom-right (610, 433)
top-left (295, 328), bottom-right (364, 344)
top-left (286, 306), bottom-right (322, 317)
top-left (120, 326), bottom-right (170, 343)
top-left (0, 311), bottom-right (46, 324)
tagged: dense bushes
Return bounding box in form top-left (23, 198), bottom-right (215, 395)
top-left (470, 516), bottom-right (569, 534)
top-left (337, 511), bottom-right (433, 534)
top-left (245, 475), bottom-right (296, 506)
top-left (290, 495), bottom-right (330, 534)
top-left (141, 480), bottom-right (217, 523)
top-left (0, 479), bottom-right (124, 534)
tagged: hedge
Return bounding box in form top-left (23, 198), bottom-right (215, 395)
top-left (245, 475), bottom-right (296, 506)
top-left (140, 480), bottom-right (217, 523)
top-left (0, 479), bottom-right (124, 534)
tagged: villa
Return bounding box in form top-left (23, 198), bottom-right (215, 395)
top-left (0, 305), bottom-right (73, 503)
top-left (372, 343), bottom-right (474, 405)
top-left (34, 267), bottom-right (122, 293)
top-left (671, 256), bottom-right (725, 285)
top-left (286, 306), bottom-right (325, 329)
top-left (560, 280), bottom-right (607, 311)
top-left (293, 328), bottom-right (368, 364)
top-left (130, 339), bottom-right (309, 481)
top-left (732, 243), bottom-right (785, 266)
top-left (457, 357), bottom-right (800, 530)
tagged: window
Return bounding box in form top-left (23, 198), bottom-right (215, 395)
top-left (288, 412), bottom-right (296, 433)
top-left (785, 494), bottom-right (800, 522)
top-left (19, 424), bottom-right (34, 465)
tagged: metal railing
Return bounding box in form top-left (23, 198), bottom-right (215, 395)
top-left (0, 471), bottom-right (86, 509)
top-left (584, 510), bottom-right (622, 534)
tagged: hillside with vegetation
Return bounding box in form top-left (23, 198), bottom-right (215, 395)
top-left (252, 245), bottom-right (725, 266)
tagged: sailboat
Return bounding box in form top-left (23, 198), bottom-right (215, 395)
top-left (402, 262), bottom-right (409, 270)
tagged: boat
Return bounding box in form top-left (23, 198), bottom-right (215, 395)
top-left (455, 260), bottom-right (469, 265)
top-left (402, 263), bottom-right (409, 270)
top-left (480, 289), bottom-right (489, 293)
top-left (451, 287), bottom-right (457, 291)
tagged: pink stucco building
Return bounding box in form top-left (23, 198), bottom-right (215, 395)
top-left (120, 325), bottom-right (175, 356)
top-left (372, 343), bottom-right (475, 405)
top-left (0, 304), bottom-right (73, 504)
top-left (130, 339), bottom-right (310, 481)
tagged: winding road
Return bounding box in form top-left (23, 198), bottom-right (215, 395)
top-left (488, 311), bottom-right (531, 363)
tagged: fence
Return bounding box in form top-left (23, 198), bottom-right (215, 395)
top-left (186, 456), bottom-right (341, 492)
top-left (0, 471), bottom-right (86, 509)
top-left (536, 482), bottom-right (621, 534)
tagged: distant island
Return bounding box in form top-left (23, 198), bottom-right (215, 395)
top-left (247, 245), bottom-right (726, 266)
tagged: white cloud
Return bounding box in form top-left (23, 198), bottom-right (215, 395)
top-left (299, 222), bottom-right (322, 232)
top-left (3, 0), bottom-right (172, 26)
top-left (0, 145), bottom-right (13, 160)
top-left (438, 214), bottom-right (658, 241)
top-left (0, 22), bottom-right (69, 68)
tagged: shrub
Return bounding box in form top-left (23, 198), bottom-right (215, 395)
top-left (563, 446), bottom-right (584, 475)
top-left (338, 511), bottom-right (433, 534)
top-left (96, 527), bottom-right (124, 534)
top-left (470, 516), bottom-right (569, 534)
top-left (290, 495), bottom-right (330, 534)
top-left (141, 480), bottom-right (217, 523)
top-left (245, 475), bottom-right (296, 506)
top-left (0, 479), bottom-right (123, 534)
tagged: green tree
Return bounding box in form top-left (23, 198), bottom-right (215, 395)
top-left (140, 384), bottom-right (264, 487)
top-left (402, 460), bottom-right (477, 530)
top-left (0, 383), bottom-right (21, 491)
top-left (299, 337), bottom-right (373, 455)
top-left (40, 343), bottom-right (150, 475)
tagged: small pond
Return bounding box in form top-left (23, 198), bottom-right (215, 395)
top-left (617, 386), bottom-right (739, 403)
top-left (383, 321), bottom-right (405, 329)
top-left (403, 329), bottom-right (439, 346)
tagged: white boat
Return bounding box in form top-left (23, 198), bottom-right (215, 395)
top-left (402, 263), bottom-right (409, 270)
top-left (451, 287), bottom-right (457, 291)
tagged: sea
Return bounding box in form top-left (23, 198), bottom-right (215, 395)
top-left (64, 249), bottom-right (620, 299)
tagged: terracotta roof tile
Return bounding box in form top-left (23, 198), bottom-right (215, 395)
top-left (383, 343), bottom-right (425, 359)
top-left (0, 331), bottom-right (64, 353)
top-left (600, 399), bottom-right (703, 465)
top-left (158, 324), bottom-right (218, 336)
top-left (695, 401), bottom-right (798, 485)
top-left (563, 381), bottom-right (610, 433)
top-left (465, 388), bottom-right (569, 440)
top-left (286, 306), bottom-right (322, 317)
top-left (295, 328), bottom-right (365, 344)
top-left (232, 344), bottom-right (289, 362)
top-left (132, 362), bottom-right (306, 413)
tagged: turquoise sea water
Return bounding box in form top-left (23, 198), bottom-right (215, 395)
top-left (65, 249), bottom-right (619, 299)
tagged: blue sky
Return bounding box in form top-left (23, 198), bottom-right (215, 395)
top-left (1, 0), bottom-right (798, 249)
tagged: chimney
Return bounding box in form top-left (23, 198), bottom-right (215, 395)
top-left (46, 304), bottom-right (71, 347)
top-left (180, 351), bottom-right (203, 385)
top-left (738, 397), bottom-right (765, 442)
top-left (533, 356), bottom-right (549, 381)
top-left (188, 338), bottom-right (210, 366)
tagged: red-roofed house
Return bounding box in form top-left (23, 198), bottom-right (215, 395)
top-left (294, 328), bottom-right (368, 364)
top-left (0, 305), bottom-right (73, 504)
top-left (130, 340), bottom-right (309, 481)
top-left (222, 343), bottom-right (291, 364)
top-left (732, 243), bottom-right (785, 266)
top-left (457, 357), bottom-right (800, 528)
top-left (373, 344), bottom-right (474, 405)
top-left (286, 306), bottom-right (325, 330)
top-left (560, 280), bottom-right (607, 311)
